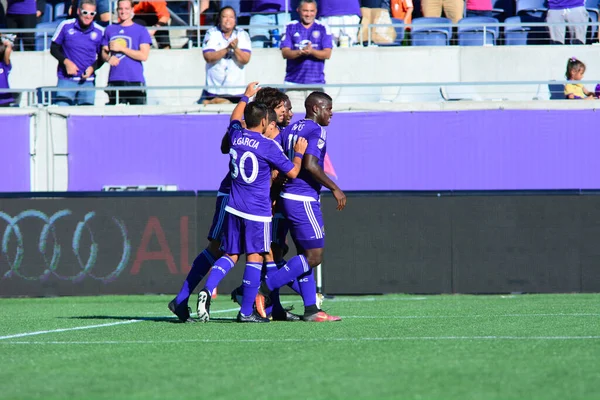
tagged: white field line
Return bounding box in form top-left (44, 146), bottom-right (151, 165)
top-left (342, 313), bottom-right (600, 319)
top-left (0, 306), bottom-right (242, 341)
top-left (3, 336), bottom-right (600, 345)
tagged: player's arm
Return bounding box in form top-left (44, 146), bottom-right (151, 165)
top-left (118, 43), bottom-right (150, 62)
top-left (283, 137), bottom-right (308, 179)
top-left (304, 154), bottom-right (346, 210)
top-left (230, 81), bottom-right (260, 121)
top-left (281, 47), bottom-right (307, 59)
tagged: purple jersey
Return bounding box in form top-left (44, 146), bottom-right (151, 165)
top-left (252, 0), bottom-right (290, 13)
top-left (102, 23), bottom-right (152, 83)
top-left (0, 61), bottom-right (13, 105)
top-left (280, 20), bottom-right (333, 84)
top-left (218, 172), bottom-right (232, 194)
top-left (548, 0), bottom-right (584, 8)
top-left (318, 0), bottom-right (361, 17)
top-left (6, 0), bottom-right (36, 14)
top-left (225, 120), bottom-right (295, 221)
top-left (52, 19), bottom-right (104, 81)
top-left (280, 119), bottom-right (327, 200)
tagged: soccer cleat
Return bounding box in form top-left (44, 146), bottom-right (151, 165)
top-left (168, 299), bottom-right (197, 323)
top-left (196, 289), bottom-right (212, 322)
top-left (237, 311), bottom-right (270, 323)
top-left (254, 282), bottom-right (272, 319)
top-left (271, 308), bottom-right (302, 322)
top-left (303, 310), bottom-right (342, 322)
top-left (230, 285), bottom-right (243, 306)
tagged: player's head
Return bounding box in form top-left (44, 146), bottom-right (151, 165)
top-left (282, 98), bottom-right (293, 127)
top-left (78, 0), bottom-right (97, 27)
top-left (254, 87), bottom-right (289, 126)
top-left (244, 102), bottom-right (270, 133)
top-left (297, 0), bottom-right (317, 26)
top-left (217, 6), bottom-right (236, 33)
top-left (116, 0), bottom-right (134, 21)
top-left (305, 91), bottom-right (333, 126)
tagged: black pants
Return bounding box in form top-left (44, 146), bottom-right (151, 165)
top-left (133, 16), bottom-right (171, 49)
top-left (106, 81), bottom-right (147, 105)
top-left (6, 13), bottom-right (36, 51)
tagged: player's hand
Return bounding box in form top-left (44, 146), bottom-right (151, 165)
top-left (244, 81), bottom-right (260, 98)
top-left (228, 38), bottom-right (238, 49)
top-left (109, 40), bottom-right (125, 53)
top-left (64, 59), bottom-right (79, 76)
top-left (108, 55), bottom-right (120, 66)
top-left (304, 42), bottom-right (313, 55)
top-left (81, 66), bottom-right (94, 79)
top-left (294, 137), bottom-right (308, 154)
top-left (332, 188), bottom-right (346, 211)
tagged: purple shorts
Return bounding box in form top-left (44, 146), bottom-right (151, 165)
top-left (207, 194), bottom-right (229, 242)
top-left (222, 211), bottom-right (271, 255)
top-left (280, 197), bottom-right (325, 250)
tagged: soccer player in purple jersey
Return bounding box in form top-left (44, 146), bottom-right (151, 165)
top-left (256, 91), bottom-right (346, 322)
top-left (197, 102), bottom-right (308, 323)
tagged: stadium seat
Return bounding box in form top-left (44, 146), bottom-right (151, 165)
top-left (411, 17), bottom-right (452, 46)
top-left (54, 2), bottom-right (66, 19)
top-left (504, 16), bottom-right (530, 45)
top-left (457, 17), bottom-right (499, 45)
top-left (377, 18), bottom-right (405, 46)
top-left (516, 0), bottom-right (548, 19)
top-left (41, 3), bottom-right (53, 23)
top-left (548, 82), bottom-right (565, 100)
top-left (35, 20), bottom-right (60, 51)
top-left (587, 3), bottom-right (598, 43)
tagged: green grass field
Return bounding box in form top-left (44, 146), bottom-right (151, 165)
top-left (1, 293), bottom-right (599, 400)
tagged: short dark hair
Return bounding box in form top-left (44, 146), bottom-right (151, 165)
top-left (79, 0), bottom-right (97, 8)
top-left (305, 91), bottom-right (332, 110)
top-left (298, 0), bottom-right (318, 8)
top-left (254, 87), bottom-right (289, 111)
top-left (266, 108), bottom-right (277, 125)
top-left (244, 102), bottom-right (269, 128)
top-left (216, 6), bottom-right (237, 27)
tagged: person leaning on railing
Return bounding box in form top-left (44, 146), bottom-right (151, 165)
top-left (101, 0), bottom-right (151, 105)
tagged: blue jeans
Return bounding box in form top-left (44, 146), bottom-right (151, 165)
top-left (249, 13), bottom-right (291, 48)
top-left (53, 78), bottom-right (95, 106)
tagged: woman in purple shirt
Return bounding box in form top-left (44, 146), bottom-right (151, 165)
top-left (6, 0), bottom-right (37, 50)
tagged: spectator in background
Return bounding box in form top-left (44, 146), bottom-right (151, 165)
top-left (51, 0), bottom-right (104, 106)
top-left (391, 0), bottom-right (414, 25)
top-left (421, 0), bottom-right (463, 24)
top-left (564, 57), bottom-right (595, 99)
top-left (0, 34), bottom-right (14, 106)
top-left (281, 0), bottom-right (332, 108)
top-left (6, 0), bottom-right (37, 50)
top-left (250, 0), bottom-right (292, 48)
top-left (0, 2), bottom-right (6, 28)
top-left (133, 0), bottom-right (171, 49)
top-left (102, 0), bottom-right (151, 105)
top-left (465, 0), bottom-right (493, 17)
top-left (359, 0), bottom-right (397, 44)
top-left (35, 0), bottom-right (47, 24)
top-left (546, 0), bottom-right (588, 44)
top-left (318, 0), bottom-right (361, 46)
top-left (199, 5), bottom-right (251, 104)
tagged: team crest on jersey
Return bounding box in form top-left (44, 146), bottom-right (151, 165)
top-left (68, 28), bottom-right (75, 35)
top-left (312, 30), bottom-right (320, 39)
top-left (0, 68), bottom-right (3, 74)
top-left (90, 31), bottom-right (98, 40)
top-left (317, 138), bottom-right (325, 149)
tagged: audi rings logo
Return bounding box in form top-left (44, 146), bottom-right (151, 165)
top-left (0, 210), bottom-right (131, 283)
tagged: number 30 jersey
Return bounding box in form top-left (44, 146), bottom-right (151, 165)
top-left (280, 119), bottom-right (327, 201)
top-left (225, 120), bottom-right (295, 222)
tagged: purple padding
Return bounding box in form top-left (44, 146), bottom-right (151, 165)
top-left (67, 110), bottom-right (600, 191)
top-left (0, 115), bottom-right (30, 192)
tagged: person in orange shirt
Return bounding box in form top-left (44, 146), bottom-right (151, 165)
top-left (133, 0), bottom-right (171, 49)
top-left (391, 0), bottom-right (414, 26)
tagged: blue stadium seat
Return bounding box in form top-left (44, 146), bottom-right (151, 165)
top-left (586, 0), bottom-right (599, 43)
top-left (548, 82), bottom-right (565, 100)
top-left (41, 3), bottom-right (53, 23)
top-left (504, 16), bottom-right (530, 45)
top-left (378, 18), bottom-right (405, 46)
top-left (35, 20), bottom-right (61, 51)
top-left (411, 17), bottom-right (452, 46)
top-left (458, 17), bottom-right (499, 45)
top-left (54, 2), bottom-right (66, 19)
top-left (516, 0), bottom-right (548, 18)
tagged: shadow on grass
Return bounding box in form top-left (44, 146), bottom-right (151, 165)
top-left (62, 316), bottom-right (236, 324)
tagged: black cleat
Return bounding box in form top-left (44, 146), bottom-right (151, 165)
top-left (168, 299), bottom-right (198, 323)
top-left (230, 285), bottom-right (243, 306)
top-left (196, 289), bottom-right (212, 322)
top-left (236, 311), bottom-right (270, 323)
top-left (271, 308), bottom-right (302, 322)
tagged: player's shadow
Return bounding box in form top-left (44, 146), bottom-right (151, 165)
top-left (63, 315), bottom-right (236, 324)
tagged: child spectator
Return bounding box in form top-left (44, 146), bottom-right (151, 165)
top-left (564, 57), bottom-right (596, 100)
top-left (0, 34), bottom-right (14, 107)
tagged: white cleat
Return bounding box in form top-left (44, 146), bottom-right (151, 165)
top-left (196, 289), bottom-right (211, 322)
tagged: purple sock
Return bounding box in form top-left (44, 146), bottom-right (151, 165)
top-left (298, 269), bottom-right (317, 307)
top-left (240, 262), bottom-right (263, 316)
top-left (276, 259), bottom-right (300, 294)
top-left (174, 249), bottom-right (215, 306)
top-left (204, 255), bottom-right (235, 294)
top-left (266, 255), bottom-right (310, 291)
